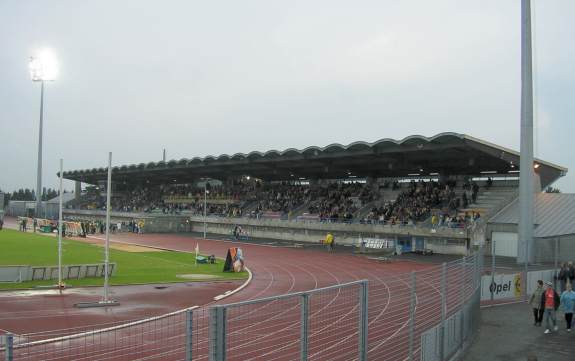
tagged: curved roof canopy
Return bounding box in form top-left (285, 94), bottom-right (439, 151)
top-left (62, 133), bottom-right (567, 188)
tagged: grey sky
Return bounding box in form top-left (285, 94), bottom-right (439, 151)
top-left (1, 0), bottom-right (573, 193)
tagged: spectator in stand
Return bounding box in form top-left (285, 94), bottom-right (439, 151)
top-left (486, 177), bottom-right (493, 189)
top-left (529, 280), bottom-right (545, 326)
top-left (560, 283), bottom-right (575, 332)
top-left (462, 192), bottom-right (468, 208)
top-left (471, 182), bottom-right (479, 203)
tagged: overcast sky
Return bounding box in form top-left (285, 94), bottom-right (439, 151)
top-left (1, 0), bottom-right (573, 194)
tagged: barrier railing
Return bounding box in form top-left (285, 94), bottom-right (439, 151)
top-left (1, 252), bottom-right (482, 361)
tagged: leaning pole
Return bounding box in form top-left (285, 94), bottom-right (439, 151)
top-left (518, 0), bottom-right (535, 265)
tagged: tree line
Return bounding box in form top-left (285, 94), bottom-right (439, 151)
top-left (1, 188), bottom-right (66, 207)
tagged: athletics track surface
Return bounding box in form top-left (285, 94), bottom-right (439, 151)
top-left (0, 228), bottom-right (476, 360)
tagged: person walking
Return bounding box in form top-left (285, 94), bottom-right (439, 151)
top-left (324, 232), bottom-right (334, 252)
top-left (529, 280), bottom-right (545, 326)
top-left (568, 262), bottom-right (575, 287)
top-left (560, 283), bottom-right (575, 332)
top-left (541, 281), bottom-right (560, 334)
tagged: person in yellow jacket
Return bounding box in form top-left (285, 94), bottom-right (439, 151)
top-left (325, 232), bottom-right (334, 252)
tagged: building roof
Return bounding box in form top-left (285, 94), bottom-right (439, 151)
top-left (489, 193), bottom-right (575, 238)
top-left (46, 192), bottom-right (76, 204)
top-left (62, 132), bottom-right (567, 187)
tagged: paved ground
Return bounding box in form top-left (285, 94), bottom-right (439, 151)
top-left (466, 302), bottom-right (575, 361)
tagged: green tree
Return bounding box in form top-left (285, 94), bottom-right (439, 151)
top-left (545, 187), bottom-right (560, 193)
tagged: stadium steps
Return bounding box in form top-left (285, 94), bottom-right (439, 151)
top-left (464, 188), bottom-right (518, 218)
top-left (291, 198), bottom-right (325, 219)
top-left (288, 201), bottom-right (313, 220)
top-left (240, 200), bottom-right (259, 215)
top-left (353, 200), bottom-right (378, 220)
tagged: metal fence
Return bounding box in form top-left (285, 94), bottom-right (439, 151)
top-left (481, 237), bottom-right (566, 306)
top-left (1, 252), bottom-right (482, 361)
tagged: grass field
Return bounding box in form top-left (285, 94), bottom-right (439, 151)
top-left (0, 229), bottom-right (247, 289)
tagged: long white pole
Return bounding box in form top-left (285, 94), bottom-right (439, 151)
top-left (36, 81), bottom-right (44, 218)
top-left (203, 182), bottom-right (207, 239)
top-left (518, 0), bottom-right (534, 267)
top-left (58, 158), bottom-right (63, 289)
top-left (104, 152), bottom-right (112, 303)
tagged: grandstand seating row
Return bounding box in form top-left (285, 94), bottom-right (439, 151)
top-left (68, 178), bottom-right (518, 227)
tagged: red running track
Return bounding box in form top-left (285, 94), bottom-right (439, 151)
top-left (1, 231), bottom-right (476, 360)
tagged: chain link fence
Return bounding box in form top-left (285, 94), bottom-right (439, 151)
top-left (1, 252), bottom-right (482, 361)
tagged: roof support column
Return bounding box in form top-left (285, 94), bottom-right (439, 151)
top-left (75, 181), bottom-right (82, 200)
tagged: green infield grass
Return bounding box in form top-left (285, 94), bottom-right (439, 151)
top-left (0, 229), bottom-right (247, 289)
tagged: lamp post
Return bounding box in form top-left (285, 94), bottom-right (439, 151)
top-left (518, 0), bottom-right (534, 271)
top-left (29, 49), bottom-right (58, 219)
top-left (203, 181), bottom-right (208, 239)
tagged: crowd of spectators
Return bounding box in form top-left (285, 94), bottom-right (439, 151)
top-left (308, 182), bottom-right (376, 222)
top-left (71, 178), bottom-right (490, 226)
top-left (360, 180), bottom-right (473, 226)
top-left (252, 184), bottom-right (316, 217)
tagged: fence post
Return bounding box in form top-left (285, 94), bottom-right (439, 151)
top-left (359, 280), bottom-right (368, 361)
top-left (554, 237), bottom-right (559, 290)
top-left (186, 309), bottom-right (193, 361)
top-left (209, 306), bottom-right (226, 361)
top-left (300, 293), bottom-right (309, 361)
top-left (5, 333), bottom-right (13, 361)
top-left (408, 271), bottom-right (416, 361)
top-left (490, 239), bottom-right (496, 302)
top-left (440, 263), bottom-right (446, 361)
top-left (459, 257), bottom-right (466, 349)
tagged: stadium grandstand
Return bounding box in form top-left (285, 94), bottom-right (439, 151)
top-left (55, 132), bottom-right (566, 256)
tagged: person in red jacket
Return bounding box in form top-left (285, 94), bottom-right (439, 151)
top-left (541, 281), bottom-right (560, 334)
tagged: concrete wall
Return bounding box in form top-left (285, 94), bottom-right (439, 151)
top-left (534, 235), bottom-right (575, 263)
top-left (143, 215), bottom-right (469, 255)
top-left (426, 238), bottom-right (467, 255)
top-left (485, 223), bottom-right (517, 256)
top-left (487, 223), bottom-right (575, 262)
top-left (62, 210), bottom-right (472, 255)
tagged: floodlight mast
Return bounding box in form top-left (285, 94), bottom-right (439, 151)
top-left (104, 152), bottom-right (112, 303)
top-left (518, 0), bottom-right (534, 267)
top-left (58, 159), bottom-right (63, 291)
top-left (29, 49), bottom-right (58, 219)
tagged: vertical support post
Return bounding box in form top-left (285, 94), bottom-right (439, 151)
top-left (209, 306), bottom-right (226, 361)
top-left (408, 271), bottom-right (416, 361)
top-left (36, 80), bottom-right (44, 218)
top-left (300, 293), bottom-right (309, 361)
top-left (490, 240), bottom-right (496, 302)
top-left (440, 263), bottom-right (446, 361)
top-left (186, 309), bottom-right (193, 361)
top-left (523, 260), bottom-right (529, 302)
top-left (358, 280), bottom-right (368, 361)
top-left (554, 237), bottom-right (559, 290)
top-left (203, 182), bottom-right (207, 239)
top-left (5, 333), bottom-right (13, 361)
top-left (103, 152), bottom-right (112, 303)
top-left (460, 257), bottom-right (466, 348)
top-left (58, 158), bottom-right (63, 289)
